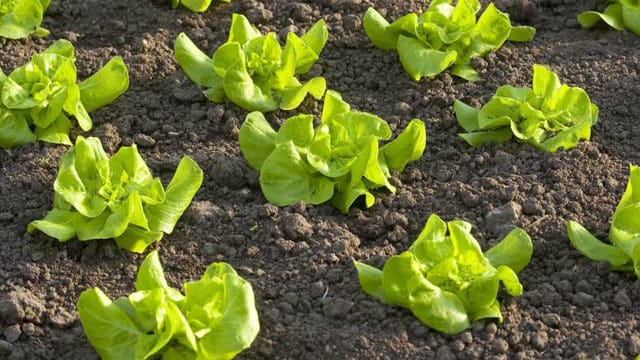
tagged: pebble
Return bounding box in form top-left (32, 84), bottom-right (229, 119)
top-left (393, 101), bottom-right (412, 115)
top-left (613, 290), bottom-right (632, 308)
top-left (20, 323), bottom-right (36, 337)
top-left (531, 332), bottom-right (548, 350)
top-left (134, 133), bottom-right (156, 147)
top-left (492, 338), bottom-right (509, 353)
top-left (281, 214), bottom-right (313, 240)
top-left (49, 310), bottom-right (76, 330)
top-left (322, 298), bottom-right (354, 319)
top-left (574, 292), bottom-right (594, 307)
top-left (436, 345), bottom-right (456, 360)
top-left (3, 325), bottom-right (21, 343)
top-left (0, 296), bottom-right (25, 324)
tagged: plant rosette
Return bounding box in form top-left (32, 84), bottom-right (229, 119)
top-left (0, 0), bottom-right (50, 39)
top-left (354, 214), bottom-right (533, 334)
top-left (0, 39), bottom-right (129, 148)
top-left (28, 136), bottom-right (203, 253)
top-left (578, 0), bottom-right (640, 35)
top-left (363, 0), bottom-right (535, 81)
top-left (78, 250), bottom-right (260, 360)
top-left (454, 64), bottom-right (599, 152)
top-left (567, 165), bottom-right (640, 278)
top-left (171, 0), bottom-right (231, 12)
top-left (239, 90), bottom-right (426, 213)
top-left (174, 13), bottom-right (327, 112)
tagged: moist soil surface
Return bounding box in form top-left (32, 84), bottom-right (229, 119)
top-left (1, 0), bottom-right (640, 359)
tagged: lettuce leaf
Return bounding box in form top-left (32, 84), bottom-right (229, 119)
top-left (578, 0), bottom-right (640, 35)
top-left (355, 214), bottom-right (532, 334)
top-left (239, 90), bottom-right (426, 213)
top-left (27, 136), bottom-right (203, 253)
top-left (455, 64), bottom-right (598, 152)
top-left (363, 2), bottom-right (535, 81)
top-left (171, 0), bottom-right (231, 12)
top-left (78, 250), bottom-right (259, 360)
top-left (0, 40), bottom-right (129, 148)
top-left (567, 165), bottom-right (640, 277)
top-left (175, 13), bottom-right (327, 112)
top-left (0, 0), bottom-right (50, 39)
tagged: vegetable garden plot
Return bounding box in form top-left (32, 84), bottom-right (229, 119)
top-left (1, 0), bottom-right (640, 359)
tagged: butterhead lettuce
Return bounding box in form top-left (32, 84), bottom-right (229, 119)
top-left (363, 0), bottom-right (535, 81)
top-left (355, 214), bottom-right (533, 334)
top-left (567, 165), bottom-right (640, 278)
top-left (78, 250), bottom-right (260, 360)
top-left (0, 0), bottom-right (50, 39)
top-left (578, 0), bottom-right (640, 35)
top-left (0, 39), bottom-right (129, 148)
top-left (239, 90), bottom-right (426, 213)
top-left (455, 64), bottom-right (599, 152)
top-left (174, 13), bottom-right (327, 112)
top-left (28, 136), bottom-right (203, 253)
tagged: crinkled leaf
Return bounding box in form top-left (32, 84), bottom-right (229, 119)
top-left (279, 76), bottom-right (326, 110)
top-left (0, 0), bottom-right (49, 39)
top-left (228, 13), bottom-right (261, 44)
top-left (239, 111), bottom-right (278, 170)
top-left (380, 119), bottom-right (426, 172)
top-left (485, 228), bottom-right (533, 273)
top-left (0, 110), bottom-right (37, 148)
top-left (397, 35), bottom-right (457, 80)
top-left (79, 56), bottom-right (129, 112)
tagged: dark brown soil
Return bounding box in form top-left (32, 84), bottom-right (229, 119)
top-left (1, 0), bottom-right (640, 359)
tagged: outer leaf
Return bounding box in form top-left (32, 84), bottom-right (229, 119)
top-left (623, 4), bottom-right (640, 34)
top-left (458, 128), bottom-right (513, 147)
top-left (567, 220), bottom-right (631, 268)
top-left (408, 279), bottom-right (471, 335)
top-left (508, 26), bottom-right (536, 42)
top-left (294, 19), bottom-right (328, 74)
top-left (79, 56), bottom-right (129, 112)
top-left (222, 60), bottom-right (278, 112)
top-left (380, 119), bottom-right (426, 172)
top-left (485, 228), bottom-right (533, 273)
top-left (228, 14), bottom-right (262, 44)
top-left (279, 76), bottom-right (326, 110)
top-left (239, 111), bottom-right (278, 170)
top-left (577, 4), bottom-right (625, 31)
top-left (0, 110), bottom-right (37, 148)
top-left (27, 208), bottom-right (80, 242)
top-left (353, 261), bottom-right (386, 302)
top-left (174, 33), bottom-right (223, 93)
top-left (454, 100), bottom-right (481, 132)
top-left (114, 225), bottom-right (165, 254)
top-left (397, 35), bottom-right (457, 80)
top-left (145, 156), bottom-right (204, 234)
top-left (0, 0), bottom-right (48, 39)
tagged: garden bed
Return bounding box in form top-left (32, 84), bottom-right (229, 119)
top-left (1, 0), bottom-right (640, 358)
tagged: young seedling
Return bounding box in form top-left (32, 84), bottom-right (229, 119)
top-left (568, 165), bottom-right (640, 278)
top-left (578, 0), bottom-right (640, 35)
top-left (78, 250), bottom-right (260, 359)
top-left (175, 13), bottom-right (327, 112)
top-left (455, 64), bottom-right (599, 152)
top-left (355, 214), bottom-right (533, 334)
top-left (239, 90), bottom-right (426, 213)
top-left (28, 136), bottom-right (203, 253)
top-left (171, 0), bottom-right (231, 12)
top-left (0, 39), bottom-right (129, 148)
top-left (0, 0), bottom-right (50, 39)
top-left (363, 0), bottom-right (536, 81)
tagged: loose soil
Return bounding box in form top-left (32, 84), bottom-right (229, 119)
top-left (1, 0), bottom-right (640, 359)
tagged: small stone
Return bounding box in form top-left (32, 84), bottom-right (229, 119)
top-left (3, 325), bottom-right (21, 343)
top-left (614, 290), bottom-right (632, 308)
top-left (436, 345), bottom-right (456, 360)
top-left (393, 101), bottom-right (412, 115)
top-left (257, 204), bottom-right (278, 218)
top-left (185, 201), bottom-right (223, 224)
top-left (522, 200), bottom-right (543, 216)
top-left (542, 313), bottom-right (561, 328)
top-left (575, 280), bottom-right (592, 294)
top-left (30, 251), bottom-right (44, 261)
top-left (628, 335), bottom-right (640, 355)
top-left (20, 323), bottom-right (35, 337)
top-left (493, 338), bottom-right (509, 353)
top-left (280, 214), bottom-right (312, 240)
top-left (531, 332), bottom-right (548, 350)
top-left (322, 298), bottom-right (354, 319)
top-left (246, 7), bottom-right (273, 23)
top-left (290, 3), bottom-right (313, 21)
top-left (485, 201), bottom-right (521, 234)
top-left (0, 296), bottom-right (24, 324)
top-left (574, 292), bottom-right (594, 307)
top-left (172, 79), bottom-right (204, 102)
top-left (49, 310), bottom-right (76, 329)
top-left (133, 133), bottom-right (156, 148)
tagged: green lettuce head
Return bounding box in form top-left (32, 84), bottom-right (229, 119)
top-left (78, 250), bottom-right (260, 360)
top-left (455, 64), bottom-right (599, 152)
top-left (363, 0), bottom-right (535, 81)
top-left (0, 0), bottom-right (50, 39)
top-left (239, 90), bottom-right (426, 213)
top-left (175, 13), bottom-right (328, 112)
top-left (0, 39), bottom-right (129, 148)
top-left (355, 214), bottom-right (533, 334)
top-left (28, 136), bottom-right (203, 253)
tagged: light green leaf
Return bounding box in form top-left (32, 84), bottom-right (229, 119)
top-left (566, 220), bottom-right (631, 268)
top-left (27, 208), bottom-right (80, 242)
top-left (145, 156), bottom-right (203, 234)
top-left (293, 19), bottom-right (328, 74)
top-left (454, 100), bottom-right (480, 132)
top-left (0, 0), bottom-right (49, 39)
top-left (577, 4), bottom-right (625, 31)
top-left (34, 113), bottom-right (72, 145)
top-left (381, 119), bottom-right (426, 172)
top-left (239, 111), bottom-right (278, 170)
top-left (321, 90), bottom-right (351, 124)
top-left (485, 228), bottom-right (533, 273)
top-left (397, 35), bottom-right (457, 80)
top-left (279, 76), bottom-right (326, 110)
top-left (222, 61), bottom-right (278, 112)
top-left (79, 56), bottom-right (129, 112)
top-left (353, 261), bottom-right (386, 302)
top-left (228, 13), bottom-right (261, 44)
top-left (0, 110), bottom-right (37, 148)
top-left (174, 32), bottom-right (223, 91)
top-left (508, 26), bottom-right (536, 42)
top-left (458, 128), bottom-right (513, 147)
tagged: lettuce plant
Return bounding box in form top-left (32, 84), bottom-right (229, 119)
top-left (0, 0), bottom-right (50, 39)
top-left (355, 214), bottom-right (533, 334)
top-left (174, 13), bottom-right (327, 112)
top-left (578, 0), bottom-right (640, 35)
top-left (567, 165), bottom-right (640, 278)
top-left (171, 0), bottom-right (230, 13)
top-left (78, 250), bottom-right (260, 360)
top-left (28, 136), bottom-right (203, 253)
top-left (455, 64), bottom-right (599, 152)
top-left (363, 0), bottom-right (535, 81)
top-left (0, 39), bottom-right (129, 148)
top-left (239, 90), bottom-right (426, 213)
